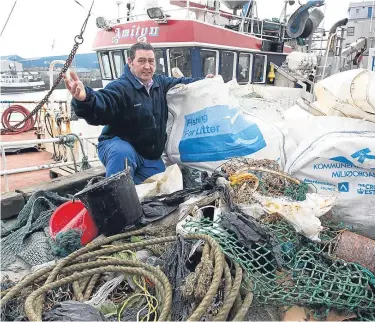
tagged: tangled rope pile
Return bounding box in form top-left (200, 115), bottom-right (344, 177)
top-left (0, 226), bottom-right (254, 321)
top-left (221, 158), bottom-right (309, 202)
top-left (2, 157), bottom-right (374, 321)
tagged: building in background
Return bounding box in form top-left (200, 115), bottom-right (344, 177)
top-left (344, 1), bottom-right (375, 67)
top-left (0, 59), bottom-right (23, 72)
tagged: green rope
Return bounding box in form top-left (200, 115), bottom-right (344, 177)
top-left (51, 229), bottom-right (82, 257)
top-left (58, 134), bottom-right (91, 172)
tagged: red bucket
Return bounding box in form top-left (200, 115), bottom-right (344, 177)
top-left (50, 200), bottom-right (98, 245)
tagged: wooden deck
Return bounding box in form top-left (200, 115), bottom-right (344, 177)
top-left (1, 130), bottom-right (54, 193)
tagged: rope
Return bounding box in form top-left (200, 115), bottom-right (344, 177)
top-left (186, 237), bottom-right (224, 322)
top-left (223, 262), bottom-right (232, 301)
top-left (59, 133), bottom-right (91, 173)
top-left (72, 280), bottom-right (84, 302)
top-left (83, 274), bottom-right (100, 301)
top-left (24, 266), bottom-right (171, 321)
top-left (214, 262), bottom-right (243, 321)
top-left (232, 291), bottom-right (254, 321)
top-left (0, 226), bottom-right (253, 321)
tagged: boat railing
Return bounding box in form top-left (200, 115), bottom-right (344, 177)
top-left (0, 135), bottom-right (100, 193)
top-left (108, 5), bottom-right (289, 42)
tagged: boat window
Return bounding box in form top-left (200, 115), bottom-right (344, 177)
top-left (124, 49), bottom-right (131, 61)
top-left (111, 51), bottom-right (125, 78)
top-left (169, 48), bottom-right (192, 77)
top-left (238, 53), bottom-right (252, 84)
top-left (99, 52), bottom-right (113, 79)
top-left (200, 50), bottom-right (217, 75)
top-left (220, 51), bottom-right (236, 82)
top-left (347, 26), bottom-right (355, 36)
top-left (253, 54), bottom-right (267, 83)
top-left (154, 49), bottom-right (165, 75)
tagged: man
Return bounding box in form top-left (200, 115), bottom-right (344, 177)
top-left (64, 42), bottom-right (214, 184)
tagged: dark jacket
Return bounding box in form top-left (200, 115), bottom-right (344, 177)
top-left (71, 64), bottom-right (203, 159)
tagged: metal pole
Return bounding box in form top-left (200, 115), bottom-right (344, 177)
top-left (0, 158), bottom-right (99, 176)
top-left (0, 100), bottom-right (63, 104)
top-left (250, 0), bottom-right (254, 34)
top-left (2, 146), bottom-right (9, 192)
top-left (321, 32), bottom-right (336, 80)
top-left (370, 0), bottom-right (375, 33)
top-left (186, 0), bottom-right (190, 18)
top-left (0, 135), bottom-right (98, 149)
top-left (280, 0), bottom-right (288, 41)
top-left (307, 34), bottom-right (313, 53)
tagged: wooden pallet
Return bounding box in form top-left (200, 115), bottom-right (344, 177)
top-left (49, 164), bottom-right (82, 179)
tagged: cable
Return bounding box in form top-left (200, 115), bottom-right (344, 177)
top-left (72, 0), bottom-right (98, 17)
top-left (0, 0), bottom-right (17, 37)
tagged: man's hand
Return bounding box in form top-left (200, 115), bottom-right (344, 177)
top-left (63, 72), bottom-right (87, 101)
top-left (205, 74), bottom-right (215, 78)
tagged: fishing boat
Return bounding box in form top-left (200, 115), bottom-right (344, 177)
top-left (93, 0), bottom-right (294, 87)
top-left (0, 70), bottom-right (46, 93)
top-left (1, 3), bottom-right (375, 321)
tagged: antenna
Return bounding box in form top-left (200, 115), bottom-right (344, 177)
top-left (115, 0), bottom-right (123, 21)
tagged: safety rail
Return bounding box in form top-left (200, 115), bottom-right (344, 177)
top-left (1, 135), bottom-right (99, 192)
top-left (107, 4), bottom-right (289, 41)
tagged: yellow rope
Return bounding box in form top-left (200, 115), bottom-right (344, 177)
top-left (101, 249), bottom-right (159, 322)
top-left (117, 292), bottom-right (159, 322)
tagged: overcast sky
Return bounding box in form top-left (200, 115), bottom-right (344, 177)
top-left (0, 0), bottom-right (356, 58)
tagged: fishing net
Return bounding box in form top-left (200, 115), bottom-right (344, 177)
top-left (220, 158), bottom-right (309, 202)
top-left (1, 190), bottom-right (70, 269)
top-left (184, 214), bottom-right (375, 320)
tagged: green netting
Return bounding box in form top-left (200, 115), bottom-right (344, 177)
top-left (184, 217), bottom-right (375, 319)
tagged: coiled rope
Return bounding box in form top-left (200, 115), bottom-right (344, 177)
top-left (1, 104), bottom-right (36, 134)
top-left (0, 227), bottom-right (253, 321)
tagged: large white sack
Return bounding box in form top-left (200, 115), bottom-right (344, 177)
top-left (314, 69), bottom-right (375, 117)
top-left (228, 81), bottom-right (285, 122)
top-left (285, 117), bottom-right (375, 238)
top-left (135, 164), bottom-right (183, 201)
top-left (166, 77), bottom-right (289, 173)
top-left (280, 97), bottom-right (331, 147)
top-left (283, 102), bottom-right (317, 146)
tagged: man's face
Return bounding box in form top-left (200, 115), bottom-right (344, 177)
top-left (128, 49), bottom-right (155, 83)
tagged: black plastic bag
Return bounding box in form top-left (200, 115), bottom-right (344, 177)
top-left (43, 301), bottom-right (106, 321)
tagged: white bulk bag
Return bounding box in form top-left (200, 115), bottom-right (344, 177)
top-left (314, 69), bottom-right (375, 118)
top-left (285, 117), bottom-right (375, 238)
top-left (166, 77), bottom-right (288, 173)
